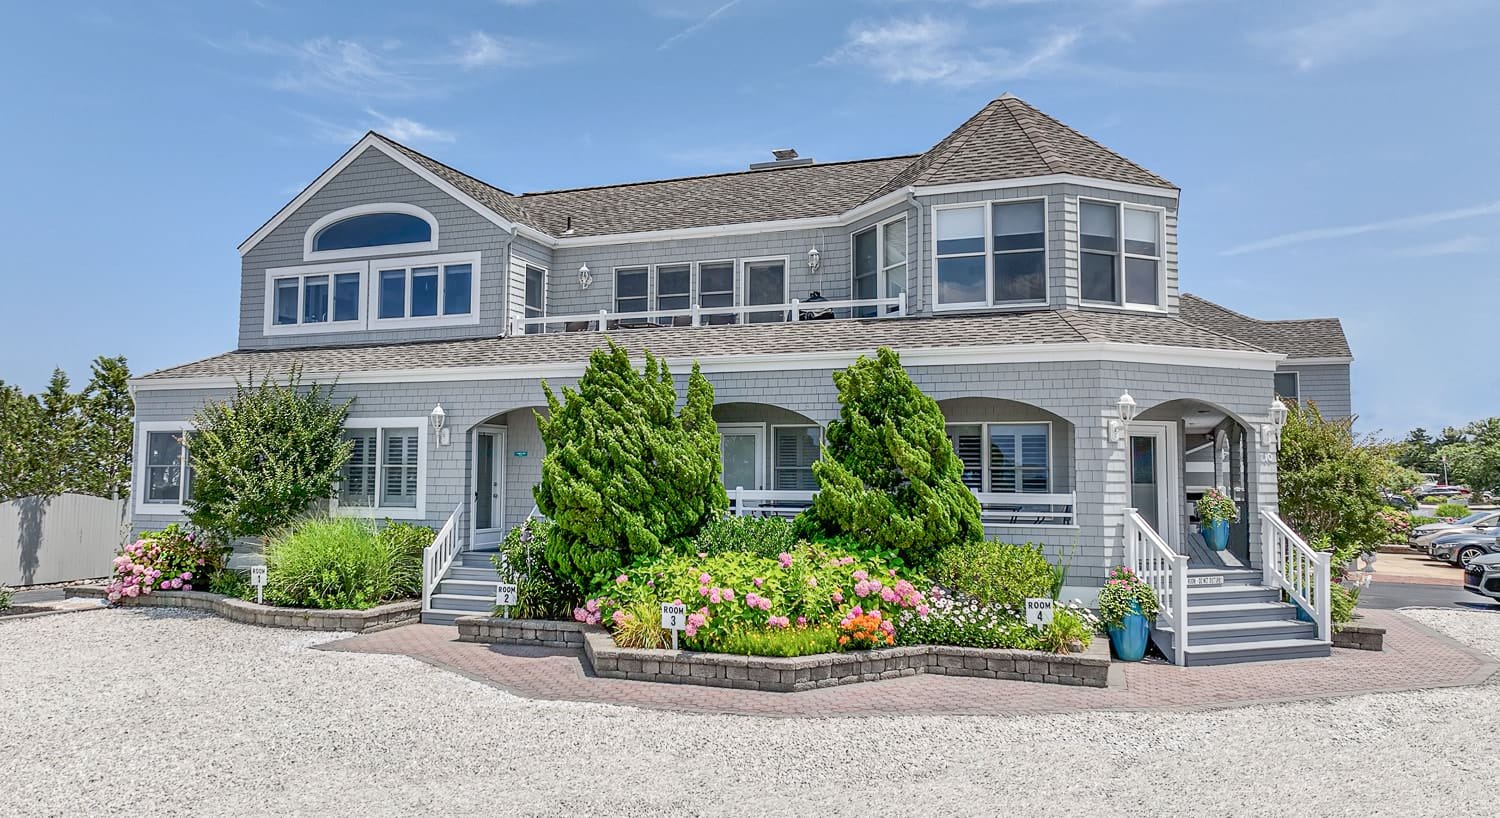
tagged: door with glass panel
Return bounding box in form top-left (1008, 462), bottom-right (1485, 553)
top-left (718, 425), bottom-right (765, 516)
top-left (472, 428), bottom-right (506, 550)
top-left (1128, 423), bottom-right (1176, 542)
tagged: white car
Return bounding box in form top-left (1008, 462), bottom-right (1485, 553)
top-left (1410, 510), bottom-right (1500, 552)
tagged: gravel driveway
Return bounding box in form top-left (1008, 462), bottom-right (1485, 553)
top-left (3, 607), bottom-right (1498, 817)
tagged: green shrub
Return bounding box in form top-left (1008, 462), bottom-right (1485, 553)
top-left (375, 520), bottom-right (433, 557)
top-left (609, 600), bottom-right (672, 649)
top-left (493, 518), bottom-right (581, 620)
top-left (105, 524), bottom-right (227, 602)
top-left (929, 541), bottom-right (1059, 608)
top-left (1410, 514), bottom-right (1441, 527)
top-left (690, 516), bottom-right (797, 559)
top-left (0, 583), bottom-right (11, 611)
top-left (1435, 502), bottom-right (1469, 519)
top-left (795, 347), bottom-right (983, 567)
top-left (186, 369), bottom-right (353, 540)
top-left (209, 569), bottom-right (251, 598)
top-left (895, 590), bottom-right (1096, 653)
top-left (1278, 403), bottom-right (1396, 564)
top-left (1331, 583), bottom-right (1359, 628)
top-left (261, 517), bottom-right (420, 609)
top-left (534, 343), bottom-right (726, 591)
top-left (1421, 495), bottom-right (1445, 505)
top-left (714, 623), bottom-right (839, 657)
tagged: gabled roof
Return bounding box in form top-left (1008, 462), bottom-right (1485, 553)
top-left (138, 310), bottom-right (1266, 383)
top-left (1179, 294), bottom-right (1352, 360)
top-left (241, 94), bottom-right (1176, 253)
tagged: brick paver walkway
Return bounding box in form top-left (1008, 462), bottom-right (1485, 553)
top-left (320, 609), bottom-right (1497, 717)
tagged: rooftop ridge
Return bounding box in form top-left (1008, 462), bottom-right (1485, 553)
top-left (517, 153), bottom-right (920, 198)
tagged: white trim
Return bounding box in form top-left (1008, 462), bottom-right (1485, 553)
top-left (1128, 421), bottom-right (1181, 547)
top-left (694, 258), bottom-right (738, 322)
top-left (134, 342), bottom-right (1287, 392)
top-left (1078, 196), bottom-right (1169, 312)
top-left (367, 251), bottom-right (482, 329)
top-left (612, 265), bottom-right (650, 316)
top-left (331, 417), bottom-right (429, 520)
top-left (239, 134), bottom-right (1175, 257)
top-left (303, 202), bottom-right (439, 261)
top-left (930, 198), bottom-right (1050, 311)
top-left (717, 422), bottom-right (767, 491)
top-left (740, 255), bottom-right (791, 322)
top-left (851, 214), bottom-right (910, 316)
top-left (522, 262), bottom-right (548, 325)
top-left (133, 421), bottom-right (197, 517)
top-left (262, 261), bottom-right (367, 336)
top-left (1280, 357), bottom-right (1353, 366)
top-left (652, 261), bottom-right (694, 320)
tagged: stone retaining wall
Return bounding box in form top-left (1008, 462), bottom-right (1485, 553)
top-left (65, 586), bottom-right (419, 632)
top-left (455, 616), bottom-right (586, 648)
top-left (455, 616), bottom-right (1111, 690)
top-left (1332, 624), bottom-right (1385, 651)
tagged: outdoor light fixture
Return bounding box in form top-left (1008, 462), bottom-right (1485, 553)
top-left (1262, 397), bottom-right (1289, 450)
top-left (578, 264), bottom-right (592, 289)
top-left (807, 247), bottom-right (821, 272)
top-left (1109, 392), bottom-right (1137, 443)
top-left (430, 403), bottom-right (449, 447)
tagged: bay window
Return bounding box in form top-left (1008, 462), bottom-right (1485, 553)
top-left (1081, 200), bottom-right (1162, 307)
top-left (337, 422), bottom-right (425, 517)
top-left (934, 199), bottom-right (1047, 308)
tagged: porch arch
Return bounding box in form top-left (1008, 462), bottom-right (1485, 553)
top-left (936, 397), bottom-right (1077, 528)
top-left (712, 402), bottom-right (822, 496)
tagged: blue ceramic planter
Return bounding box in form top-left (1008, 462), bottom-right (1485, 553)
top-left (1201, 519), bottom-right (1231, 551)
top-left (1107, 602), bottom-right (1151, 662)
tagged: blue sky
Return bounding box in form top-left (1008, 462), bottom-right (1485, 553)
top-left (1, 0), bottom-right (1496, 437)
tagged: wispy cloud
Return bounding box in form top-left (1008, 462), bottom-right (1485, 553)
top-left (1221, 201), bottom-right (1500, 256)
top-left (1251, 0), bottom-right (1485, 71)
top-left (1395, 235), bottom-right (1487, 257)
top-left (452, 31), bottom-right (531, 68)
top-left (215, 34), bottom-right (420, 98)
top-left (826, 16), bottom-right (1078, 87)
top-left (659, 0), bottom-right (743, 50)
top-left (301, 109), bottom-right (456, 145)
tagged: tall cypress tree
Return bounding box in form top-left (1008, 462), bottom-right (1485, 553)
top-left (796, 347), bottom-right (983, 566)
top-left (76, 356), bottom-right (134, 499)
top-left (534, 343), bottom-right (724, 589)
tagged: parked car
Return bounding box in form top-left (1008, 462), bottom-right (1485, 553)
top-left (1463, 553), bottom-right (1500, 602)
top-left (1410, 510), bottom-right (1500, 552)
top-left (1382, 491), bottom-right (1415, 510)
top-left (1418, 485), bottom-right (1469, 499)
top-left (1428, 529), bottom-right (1500, 567)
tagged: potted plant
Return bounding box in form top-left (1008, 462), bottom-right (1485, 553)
top-left (1097, 566), bottom-right (1159, 661)
top-left (1195, 488), bottom-right (1239, 551)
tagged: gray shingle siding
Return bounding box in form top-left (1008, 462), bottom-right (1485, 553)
top-left (240, 147), bottom-right (514, 349)
top-left (1282, 363), bottom-right (1352, 419)
top-left (131, 357), bottom-right (1280, 584)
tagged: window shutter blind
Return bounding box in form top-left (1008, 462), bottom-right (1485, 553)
top-left (946, 426), bottom-right (983, 491)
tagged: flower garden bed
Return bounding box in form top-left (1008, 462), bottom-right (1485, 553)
top-left (66, 585), bottom-right (418, 632)
top-left (456, 616), bottom-right (1111, 691)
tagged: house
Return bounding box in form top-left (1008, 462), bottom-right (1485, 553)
top-left (130, 94), bottom-right (1352, 664)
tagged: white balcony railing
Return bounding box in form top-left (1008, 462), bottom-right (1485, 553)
top-left (1260, 509), bottom-right (1332, 642)
top-left (726, 487), bottom-right (1076, 526)
top-left (510, 296), bottom-right (906, 336)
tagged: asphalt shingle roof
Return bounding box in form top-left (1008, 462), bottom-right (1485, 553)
top-left (1178, 294), bottom-right (1352, 359)
top-left (366, 94), bottom-right (1174, 240)
top-left (140, 310), bottom-right (1265, 382)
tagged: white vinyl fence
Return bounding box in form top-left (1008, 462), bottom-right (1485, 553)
top-left (1, 493), bottom-right (125, 586)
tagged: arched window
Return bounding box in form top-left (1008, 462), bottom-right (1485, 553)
top-left (314, 212), bottom-right (431, 252)
top-left (303, 203), bottom-right (438, 259)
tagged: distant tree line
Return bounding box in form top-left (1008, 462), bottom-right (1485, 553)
top-left (1396, 419), bottom-right (1500, 492)
top-left (0, 356), bottom-right (133, 502)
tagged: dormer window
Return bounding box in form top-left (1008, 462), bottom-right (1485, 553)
top-left (303, 203), bottom-right (438, 261)
top-left (1080, 200), bottom-right (1163, 308)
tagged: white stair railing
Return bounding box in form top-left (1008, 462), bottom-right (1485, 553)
top-left (1124, 508), bottom-right (1189, 666)
top-left (1260, 510), bottom-right (1332, 642)
top-left (422, 502), bottom-right (466, 612)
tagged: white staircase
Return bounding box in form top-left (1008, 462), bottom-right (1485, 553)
top-left (422, 548), bottom-right (505, 625)
top-left (1126, 508), bottom-right (1333, 666)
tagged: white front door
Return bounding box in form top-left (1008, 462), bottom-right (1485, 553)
top-left (472, 427), bottom-right (506, 550)
top-left (1128, 422), bottom-right (1179, 544)
top-left (718, 424), bottom-right (766, 492)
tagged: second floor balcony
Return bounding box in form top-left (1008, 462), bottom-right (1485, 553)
top-left (510, 294), bottom-right (907, 335)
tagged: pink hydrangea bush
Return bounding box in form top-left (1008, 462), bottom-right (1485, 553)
top-left (576, 541), bottom-right (926, 655)
top-left (105, 525), bottom-right (226, 604)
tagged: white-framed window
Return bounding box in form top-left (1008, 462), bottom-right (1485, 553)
top-left (134, 421), bottom-right (196, 516)
top-left (655, 263), bottom-right (692, 326)
top-left (945, 422), bottom-right (1051, 494)
top-left (1080, 199), bottom-right (1164, 308)
top-left (697, 260), bottom-right (737, 325)
top-left (742, 256), bottom-right (789, 323)
top-left (263, 262), bottom-right (365, 336)
top-left (371, 252), bottom-right (480, 328)
top-left (303, 203), bottom-right (439, 261)
top-left (1274, 371), bottom-right (1300, 403)
top-left (771, 425), bottom-right (822, 491)
top-left (524, 264), bottom-right (546, 335)
top-left (932, 198), bottom-right (1047, 309)
top-left (852, 216), bottom-right (907, 317)
top-left (614, 266), bottom-right (649, 315)
top-left (335, 419), bottom-right (427, 519)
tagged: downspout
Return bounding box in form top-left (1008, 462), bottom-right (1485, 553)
top-left (502, 226), bottom-right (519, 336)
top-left (906, 191), bottom-right (922, 314)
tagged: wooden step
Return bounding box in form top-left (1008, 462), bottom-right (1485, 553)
top-left (1181, 638), bottom-right (1331, 666)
